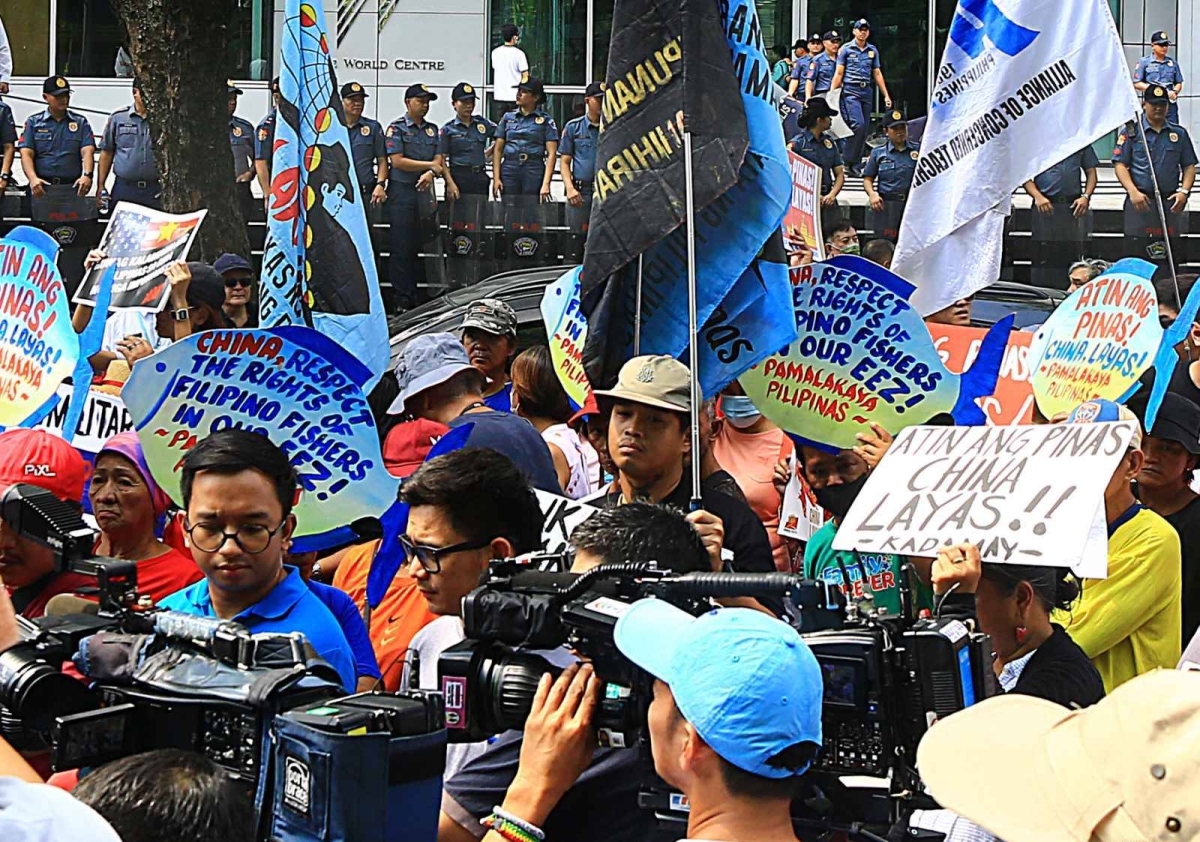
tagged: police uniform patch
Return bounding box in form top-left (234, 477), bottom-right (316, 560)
top-left (1167, 60), bottom-right (1173, 67)
top-left (1113, 146), bottom-right (1122, 156)
top-left (1118, 133), bottom-right (1127, 143)
top-left (535, 116), bottom-right (545, 124)
top-left (259, 128), bottom-right (268, 140)
top-left (1170, 132), bottom-right (1180, 142)
top-left (361, 125), bottom-right (370, 136)
top-left (387, 126), bottom-right (395, 137)
top-left (868, 51), bottom-right (875, 58)
top-left (911, 151), bottom-right (919, 160)
top-left (464, 84), bottom-right (474, 94)
top-left (477, 122), bottom-right (487, 133)
top-left (824, 138), bottom-right (833, 148)
top-left (425, 126), bottom-right (435, 136)
top-left (68, 121), bottom-right (78, 132)
top-left (233, 126), bottom-right (242, 136)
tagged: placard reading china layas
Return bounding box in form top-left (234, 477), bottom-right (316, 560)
top-left (832, 421), bottom-right (1137, 574)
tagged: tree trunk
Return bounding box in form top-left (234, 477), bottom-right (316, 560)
top-left (109, 0), bottom-right (251, 262)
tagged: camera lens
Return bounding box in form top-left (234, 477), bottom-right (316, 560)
top-left (0, 646), bottom-right (96, 733)
top-left (477, 650), bottom-right (560, 733)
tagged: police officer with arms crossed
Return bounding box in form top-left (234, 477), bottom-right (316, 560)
top-left (440, 82), bottom-right (495, 201)
top-left (830, 18), bottom-right (892, 176)
top-left (254, 77), bottom-right (281, 210)
top-left (386, 83), bottom-right (443, 313)
top-left (341, 81), bottom-right (388, 208)
top-left (786, 33), bottom-right (823, 100)
top-left (1023, 143), bottom-right (1099, 289)
top-left (803, 31), bottom-right (841, 105)
top-left (1134, 31), bottom-right (1184, 125)
top-left (227, 81), bottom-right (257, 221)
top-left (559, 81), bottom-right (601, 232)
top-left (97, 79), bottom-right (159, 211)
top-left (1114, 85), bottom-right (1197, 264)
top-left (20, 76), bottom-right (95, 201)
top-left (862, 109), bottom-right (917, 241)
top-left (493, 78), bottom-right (558, 203)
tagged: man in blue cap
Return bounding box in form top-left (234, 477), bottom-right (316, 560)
top-left (862, 109), bottom-right (918, 241)
top-left (97, 79), bottom-right (160, 210)
top-left (341, 81), bottom-right (388, 207)
top-left (19, 75), bottom-right (95, 199)
top-left (227, 80), bottom-right (256, 221)
top-left (386, 82), bottom-right (443, 312)
top-left (213, 252), bottom-right (256, 327)
top-left (830, 19), bottom-right (892, 175)
top-left (254, 77), bottom-right (282, 210)
top-left (1134, 31), bottom-right (1184, 124)
top-left (471, 602), bottom-right (822, 842)
top-left (786, 33), bottom-right (824, 100)
top-left (803, 30), bottom-right (841, 103)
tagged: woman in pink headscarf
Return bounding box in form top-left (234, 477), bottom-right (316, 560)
top-left (88, 432), bottom-right (202, 603)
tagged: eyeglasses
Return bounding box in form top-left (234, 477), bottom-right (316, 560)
top-left (400, 534), bottom-right (493, 573)
top-left (185, 519), bottom-right (286, 554)
top-left (224, 277), bottom-right (253, 288)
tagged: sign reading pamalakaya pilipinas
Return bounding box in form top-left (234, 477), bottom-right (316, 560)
top-left (739, 256), bottom-right (1008, 451)
top-left (541, 267), bottom-right (591, 411)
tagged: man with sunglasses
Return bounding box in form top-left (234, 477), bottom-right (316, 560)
top-left (158, 429), bottom-right (357, 691)
top-left (213, 253), bottom-right (257, 328)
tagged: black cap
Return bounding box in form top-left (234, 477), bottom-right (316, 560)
top-left (584, 81), bottom-right (604, 98)
top-left (451, 82), bottom-right (478, 101)
top-left (804, 98), bottom-right (838, 119)
top-left (1145, 85), bottom-right (1171, 104)
top-left (792, 39), bottom-right (806, 50)
top-left (808, 32), bottom-right (823, 43)
top-left (271, 76), bottom-right (281, 93)
top-left (341, 81), bottom-right (368, 98)
top-left (517, 77), bottom-right (545, 101)
top-left (853, 18), bottom-right (871, 29)
top-left (882, 109), bottom-right (907, 128)
top-left (404, 83), bottom-right (438, 100)
top-left (184, 262), bottom-right (229, 313)
top-left (43, 75), bottom-right (71, 95)
top-left (1151, 30), bottom-right (1171, 46)
top-left (227, 79), bottom-right (244, 95)
top-left (1148, 393), bottom-right (1200, 454)
top-left (823, 30), bottom-right (841, 41)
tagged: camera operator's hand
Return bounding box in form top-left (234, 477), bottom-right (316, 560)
top-left (0, 576), bottom-right (20, 653)
top-left (931, 543), bottom-right (982, 595)
top-left (686, 509), bottom-right (726, 571)
top-left (489, 663), bottom-right (599, 834)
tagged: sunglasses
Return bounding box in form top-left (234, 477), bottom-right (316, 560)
top-left (224, 277), bottom-right (253, 288)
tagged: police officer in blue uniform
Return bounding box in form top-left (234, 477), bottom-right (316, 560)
top-left (493, 77), bottom-right (558, 202)
top-left (1114, 85), bottom-right (1197, 264)
top-left (386, 83), bottom-right (443, 312)
top-left (560, 81), bottom-right (602, 231)
top-left (228, 81), bottom-right (256, 222)
top-left (1134, 32), bottom-right (1184, 124)
top-left (831, 19), bottom-right (892, 175)
top-left (803, 31), bottom-right (841, 103)
top-left (787, 33), bottom-right (824, 100)
top-left (0, 93), bottom-right (19, 204)
top-left (97, 79), bottom-right (160, 210)
top-left (788, 98), bottom-right (845, 231)
top-left (254, 77), bottom-right (281, 207)
top-left (341, 81), bottom-right (388, 208)
top-left (862, 110), bottom-right (917, 242)
top-left (19, 76), bottom-right (95, 199)
top-left (440, 82), bottom-right (495, 200)
top-left (1023, 144), bottom-right (1099, 288)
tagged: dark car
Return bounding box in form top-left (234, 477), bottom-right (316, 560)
top-left (388, 266), bottom-right (1067, 368)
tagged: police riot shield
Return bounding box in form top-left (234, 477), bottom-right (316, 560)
top-left (417, 187), bottom-right (448, 300)
top-left (498, 195), bottom-right (557, 273)
top-left (445, 193), bottom-right (492, 290)
top-left (562, 192), bottom-right (592, 264)
top-left (30, 185), bottom-right (101, 297)
top-left (864, 198), bottom-right (906, 243)
top-left (1125, 200), bottom-right (1189, 271)
top-left (1029, 202), bottom-right (1093, 290)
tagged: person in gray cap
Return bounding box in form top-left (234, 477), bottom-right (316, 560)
top-left (460, 297), bottom-right (519, 412)
top-left (213, 252), bottom-right (257, 328)
top-left (387, 332), bottom-right (560, 492)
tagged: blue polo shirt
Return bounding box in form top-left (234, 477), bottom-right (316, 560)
top-left (19, 109), bottom-right (95, 179)
top-left (0, 102), bottom-right (18, 148)
top-left (1134, 55), bottom-right (1183, 88)
top-left (159, 566), bottom-right (357, 691)
top-left (837, 42), bottom-right (881, 88)
top-left (100, 105), bottom-right (158, 182)
top-left (229, 115), bottom-right (255, 178)
top-left (439, 116), bottom-right (495, 168)
top-left (788, 128), bottom-right (843, 192)
top-left (254, 111), bottom-right (276, 161)
top-left (347, 116), bottom-right (386, 189)
top-left (863, 140), bottom-right (919, 195)
top-left (496, 109), bottom-right (558, 162)
top-left (560, 114), bottom-right (600, 181)
top-left (308, 579), bottom-right (381, 682)
top-left (1033, 146), bottom-right (1100, 198)
top-left (805, 53), bottom-right (838, 94)
top-left (1113, 115), bottom-right (1199, 195)
top-left (791, 54), bottom-right (814, 82)
top-left (385, 114), bottom-right (440, 187)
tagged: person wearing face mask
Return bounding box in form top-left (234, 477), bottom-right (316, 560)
top-left (711, 383), bottom-right (795, 571)
top-left (825, 220), bottom-right (860, 256)
top-left (797, 444), bottom-right (933, 615)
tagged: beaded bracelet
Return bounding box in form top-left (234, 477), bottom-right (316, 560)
top-left (482, 806), bottom-right (546, 842)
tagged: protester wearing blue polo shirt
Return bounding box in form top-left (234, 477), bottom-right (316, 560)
top-left (158, 429), bottom-right (357, 692)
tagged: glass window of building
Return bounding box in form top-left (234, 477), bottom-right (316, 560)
top-left (490, 0), bottom-right (587, 87)
top-left (0, 0), bottom-right (51, 77)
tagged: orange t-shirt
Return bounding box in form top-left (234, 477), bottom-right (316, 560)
top-left (332, 540), bottom-right (438, 691)
top-left (711, 425), bottom-right (795, 572)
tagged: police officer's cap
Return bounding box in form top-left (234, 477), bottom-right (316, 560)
top-left (584, 81), bottom-right (604, 99)
top-left (271, 77), bottom-right (281, 94)
top-left (451, 82), bottom-right (478, 101)
top-left (853, 18), bottom-right (871, 29)
top-left (791, 39), bottom-right (806, 50)
top-left (1151, 30), bottom-right (1171, 46)
top-left (1144, 85), bottom-right (1170, 104)
top-left (882, 109), bottom-right (907, 128)
top-left (517, 78), bottom-right (546, 101)
top-left (804, 98), bottom-right (838, 119)
top-left (808, 32), bottom-right (823, 43)
top-left (43, 76), bottom-right (71, 95)
top-left (227, 79), bottom-right (244, 95)
top-left (823, 30), bottom-right (841, 41)
top-left (341, 82), bottom-right (368, 99)
top-left (404, 83), bottom-right (438, 101)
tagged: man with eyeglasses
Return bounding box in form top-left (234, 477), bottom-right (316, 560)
top-left (158, 429), bottom-right (357, 691)
top-left (399, 447), bottom-right (545, 778)
top-left (213, 253), bottom-right (257, 328)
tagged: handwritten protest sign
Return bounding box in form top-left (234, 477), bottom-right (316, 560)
top-left (739, 256), bottom-right (1009, 450)
top-left (540, 267), bottom-right (592, 411)
top-left (784, 152), bottom-right (824, 259)
top-left (832, 422), bottom-right (1138, 575)
top-left (929, 323), bottom-right (1035, 426)
top-left (73, 203), bottom-right (206, 312)
top-left (0, 232), bottom-right (78, 426)
top-left (37, 385), bottom-right (133, 454)
top-left (535, 489), bottom-right (599, 554)
top-left (122, 327), bottom-right (398, 548)
top-left (1029, 259), bottom-right (1160, 419)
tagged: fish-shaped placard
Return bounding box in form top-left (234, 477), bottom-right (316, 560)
top-left (740, 256), bottom-right (1009, 450)
top-left (122, 326), bottom-right (398, 551)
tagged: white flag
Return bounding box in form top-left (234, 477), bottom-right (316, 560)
top-left (893, 0), bottom-right (1137, 316)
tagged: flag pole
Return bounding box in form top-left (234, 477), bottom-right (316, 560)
top-left (683, 131), bottom-right (702, 508)
top-left (634, 254), bottom-right (644, 354)
top-left (1133, 111), bottom-right (1183, 311)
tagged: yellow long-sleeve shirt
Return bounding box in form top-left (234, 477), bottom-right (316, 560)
top-left (1055, 506), bottom-right (1182, 692)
